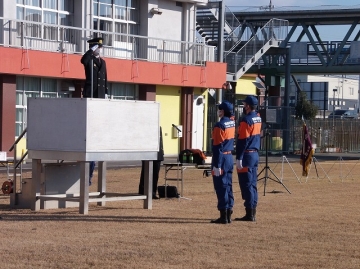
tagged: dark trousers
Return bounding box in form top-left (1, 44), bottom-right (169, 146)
top-left (138, 160), bottom-right (161, 196)
top-left (89, 161), bottom-right (96, 185)
top-left (212, 154), bottom-right (234, 210)
top-left (237, 152), bottom-right (258, 209)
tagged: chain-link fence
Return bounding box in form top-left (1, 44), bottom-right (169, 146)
top-left (294, 118), bottom-right (360, 153)
top-left (205, 99), bottom-right (360, 154)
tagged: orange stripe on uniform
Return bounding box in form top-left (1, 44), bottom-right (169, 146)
top-left (224, 126), bottom-right (235, 140)
top-left (238, 122), bottom-right (261, 139)
top-left (212, 126), bottom-right (224, 145)
top-left (212, 126), bottom-right (235, 145)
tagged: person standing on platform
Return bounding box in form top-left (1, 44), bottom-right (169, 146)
top-left (81, 37), bottom-right (109, 185)
top-left (81, 37), bottom-right (108, 98)
top-left (235, 95), bottom-right (262, 222)
top-left (138, 127), bottom-right (164, 199)
top-left (211, 101), bottom-right (236, 224)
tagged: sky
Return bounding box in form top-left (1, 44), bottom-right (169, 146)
top-left (224, 0), bottom-right (360, 8)
top-left (223, 0), bottom-right (360, 41)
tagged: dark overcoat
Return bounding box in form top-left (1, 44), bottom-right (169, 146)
top-left (80, 49), bottom-right (108, 98)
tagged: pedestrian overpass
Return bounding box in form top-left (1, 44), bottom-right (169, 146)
top-left (196, 3), bottom-right (360, 79)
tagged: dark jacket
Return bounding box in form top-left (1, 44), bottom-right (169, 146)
top-left (157, 127), bottom-right (164, 161)
top-left (80, 49), bottom-right (108, 98)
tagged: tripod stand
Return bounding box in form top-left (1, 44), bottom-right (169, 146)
top-left (257, 128), bottom-right (291, 196)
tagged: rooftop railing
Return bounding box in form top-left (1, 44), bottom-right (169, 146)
top-left (0, 17), bottom-right (215, 66)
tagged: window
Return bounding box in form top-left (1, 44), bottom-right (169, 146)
top-left (16, 0), bottom-right (73, 41)
top-left (350, 87), bottom-right (354, 95)
top-left (93, 19), bottom-right (113, 46)
top-left (44, 0), bottom-right (57, 9)
top-left (16, 76), bottom-right (69, 136)
top-left (41, 78), bottom-right (57, 98)
top-left (110, 83), bottom-right (137, 100)
top-left (93, 0), bottom-right (139, 45)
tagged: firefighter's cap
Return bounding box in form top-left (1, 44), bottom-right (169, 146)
top-left (87, 37), bottom-right (103, 48)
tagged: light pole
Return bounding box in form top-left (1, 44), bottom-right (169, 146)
top-left (333, 88), bottom-right (337, 146)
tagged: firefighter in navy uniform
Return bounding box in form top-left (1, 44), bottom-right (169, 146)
top-left (81, 37), bottom-right (108, 185)
top-left (81, 37), bottom-right (108, 98)
top-left (235, 95), bottom-right (262, 222)
top-left (211, 101), bottom-right (236, 224)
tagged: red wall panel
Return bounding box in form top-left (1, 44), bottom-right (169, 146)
top-left (0, 47), bottom-right (226, 89)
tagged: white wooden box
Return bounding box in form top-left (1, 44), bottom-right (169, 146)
top-left (0, 151), bottom-right (6, 161)
top-left (27, 98), bottom-right (160, 161)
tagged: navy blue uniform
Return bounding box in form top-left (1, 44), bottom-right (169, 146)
top-left (211, 116), bottom-right (235, 210)
top-left (236, 111), bottom-right (261, 209)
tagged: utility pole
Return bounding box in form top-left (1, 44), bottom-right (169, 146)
top-left (332, 88), bottom-right (337, 146)
top-left (216, 0), bottom-right (225, 104)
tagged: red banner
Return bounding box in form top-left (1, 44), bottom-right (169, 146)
top-left (300, 123), bottom-right (314, 176)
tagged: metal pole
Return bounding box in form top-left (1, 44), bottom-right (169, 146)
top-left (332, 88), bottom-right (337, 146)
top-left (282, 47), bottom-right (291, 153)
top-left (91, 58), bottom-right (93, 98)
top-left (292, 116), bottom-right (295, 153)
top-left (216, 0), bottom-right (225, 104)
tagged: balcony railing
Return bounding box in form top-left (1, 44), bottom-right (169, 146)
top-left (0, 17), bottom-right (215, 66)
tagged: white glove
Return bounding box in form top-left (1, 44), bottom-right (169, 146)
top-left (105, 94), bottom-right (109, 99)
top-left (212, 167), bottom-right (221, 177)
top-left (236, 159), bottom-right (243, 170)
top-left (91, 45), bottom-right (99, 51)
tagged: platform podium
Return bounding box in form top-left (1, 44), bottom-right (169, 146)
top-left (19, 98), bottom-right (160, 214)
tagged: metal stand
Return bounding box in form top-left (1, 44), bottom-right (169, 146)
top-left (276, 155), bottom-right (301, 183)
top-left (164, 163), bottom-right (191, 200)
top-left (326, 156), bottom-right (354, 182)
top-left (257, 129), bottom-right (291, 196)
top-left (168, 125), bottom-right (191, 200)
top-left (341, 158), bottom-right (360, 181)
top-left (305, 157), bottom-right (331, 182)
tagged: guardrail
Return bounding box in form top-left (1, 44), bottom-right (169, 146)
top-left (0, 17), bottom-right (215, 66)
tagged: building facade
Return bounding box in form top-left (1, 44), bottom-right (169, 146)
top-left (291, 75), bottom-right (360, 118)
top-left (0, 0), bottom-right (226, 157)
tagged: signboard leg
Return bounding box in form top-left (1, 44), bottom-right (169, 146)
top-left (31, 159), bottom-right (41, 211)
top-left (143, 160), bottom-right (153, 209)
top-left (79, 161), bottom-right (89, 214)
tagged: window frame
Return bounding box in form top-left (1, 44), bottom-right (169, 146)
top-left (93, 0), bottom-right (139, 45)
top-left (16, 0), bottom-right (74, 41)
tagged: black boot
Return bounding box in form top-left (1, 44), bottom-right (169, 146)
top-left (234, 208), bottom-right (255, 222)
top-left (227, 209), bottom-right (233, 223)
top-left (152, 192), bottom-right (159, 199)
top-left (211, 210), bottom-right (228, 224)
top-left (252, 208), bottom-right (256, 221)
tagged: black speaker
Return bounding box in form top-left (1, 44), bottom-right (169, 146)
top-left (259, 109), bottom-right (278, 123)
